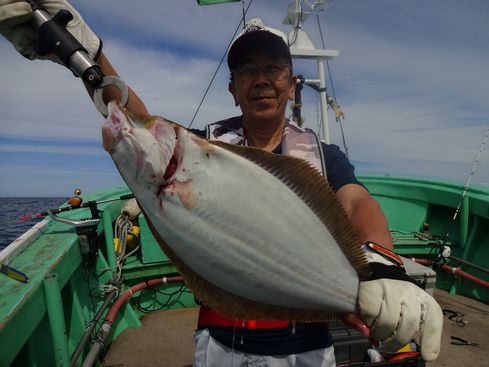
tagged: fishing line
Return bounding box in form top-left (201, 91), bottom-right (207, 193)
top-left (188, 0), bottom-right (254, 129)
top-left (443, 309), bottom-right (467, 327)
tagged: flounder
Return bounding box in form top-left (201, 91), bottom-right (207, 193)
top-left (102, 101), bottom-right (370, 321)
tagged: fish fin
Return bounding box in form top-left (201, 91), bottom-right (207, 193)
top-left (143, 208), bottom-right (341, 322)
top-left (210, 141), bottom-right (370, 281)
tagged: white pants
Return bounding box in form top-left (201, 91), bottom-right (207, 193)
top-left (193, 329), bottom-right (336, 367)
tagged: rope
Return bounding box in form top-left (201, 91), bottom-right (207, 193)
top-left (188, 0), bottom-right (254, 128)
top-left (113, 214), bottom-right (134, 281)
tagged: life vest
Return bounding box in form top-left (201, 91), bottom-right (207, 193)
top-left (198, 116), bottom-right (327, 330)
top-left (206, 116), bottom-right (327, 177)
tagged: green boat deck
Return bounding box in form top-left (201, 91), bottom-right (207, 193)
top-left (101, 289), bottom-right (489, 367)
top-left (360, 176), bottom-right (489, 302)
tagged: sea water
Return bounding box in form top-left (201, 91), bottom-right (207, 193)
top-left (0, 197), bottom-right (65, 250)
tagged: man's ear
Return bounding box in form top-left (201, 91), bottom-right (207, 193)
top-left (288, 75), bottom-right (297, 100)
top-left (229, 81), bottom-right (239, 106)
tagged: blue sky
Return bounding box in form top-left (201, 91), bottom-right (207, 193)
top-left (1, 0), bottom-right (488, 196)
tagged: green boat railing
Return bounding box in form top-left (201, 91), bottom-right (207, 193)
top-left (0, 187), bottom-right (195, 367)
top-left (360, 175), bottom-right (489, 304)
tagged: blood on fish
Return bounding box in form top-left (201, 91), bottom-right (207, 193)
top-left (164, 155), bottom-right (178, 180)
top-left (157, 180), bottom-right (176, 198)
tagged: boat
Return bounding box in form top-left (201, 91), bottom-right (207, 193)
top-left (1, 1), bottom-right (488, 366)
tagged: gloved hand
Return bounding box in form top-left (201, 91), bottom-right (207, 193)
top-left (0, 0), bottom-right (101, 63)
top-left (358, 242), bottom-right (443, 361)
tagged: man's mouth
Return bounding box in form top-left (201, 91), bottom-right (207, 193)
top-left (252, 95), bottom-right (275, 101)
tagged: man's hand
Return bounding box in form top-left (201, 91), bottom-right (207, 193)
top-left (358, 278), bottom-right (443, 361)
top-left (358, 243), bottom-right (443, 361)
top-left (0, 0), bottom-right (100, 62)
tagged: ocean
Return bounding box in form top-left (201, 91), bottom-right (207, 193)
top-left (0, 197), bottom-right (65, 251)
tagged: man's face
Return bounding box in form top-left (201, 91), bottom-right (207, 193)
top-left (229, 52), bottom-right (296, 125)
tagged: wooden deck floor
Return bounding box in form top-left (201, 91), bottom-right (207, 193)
top-left (427, 289), bottom-right (489, 367)
top-left (102, 289), bottom-right (489, 367)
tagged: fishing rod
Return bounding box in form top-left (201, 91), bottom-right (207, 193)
top-left (440, 128), bottom-right (489, 244)
top-left (15, 193), bottom-right (135, 222)
top-left (452, 128), bottom-right (489, 221)
top-left (431, 128), bottom-right (489, 267)
top-left (0, 192), bottom-right (135, 283)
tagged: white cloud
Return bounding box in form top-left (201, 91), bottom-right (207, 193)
top-left (0, 0), bottom-right (488, 196)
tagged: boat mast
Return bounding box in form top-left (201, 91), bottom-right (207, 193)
top-left (283, 0), bottom-right (338, 143)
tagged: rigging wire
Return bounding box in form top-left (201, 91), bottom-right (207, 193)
top-left (288, 4), bottom-right (304, 47)
top-left (315, 14), bottom-right (349, 158)
top-left (188, 0), bottom-right (254, 129)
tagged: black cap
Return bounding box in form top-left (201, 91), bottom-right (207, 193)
top-left (227, 18), bottom-right (292, 72)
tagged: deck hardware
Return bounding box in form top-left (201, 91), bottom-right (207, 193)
top-left (450, 336), bottom-right (479, 347)
top-left (0, 263), bottom-right (29, 283)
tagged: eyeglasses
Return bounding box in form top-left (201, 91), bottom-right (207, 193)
top-left (232, 63), bottom-right (291, 81)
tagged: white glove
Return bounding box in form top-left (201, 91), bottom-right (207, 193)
top-left (359, 278), bottom-right (443, 361)
top-left (358, 243), bottom-right (443, 361)
top-left (0, 0), bottom-right (100, 62)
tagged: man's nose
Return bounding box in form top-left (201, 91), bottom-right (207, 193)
top-left (253, 68), bottom-right (271, 84)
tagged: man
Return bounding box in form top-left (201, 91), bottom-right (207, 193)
top-left (0, 1), bottom-right (443, 366)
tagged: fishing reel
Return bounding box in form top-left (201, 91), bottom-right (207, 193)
top-left (437, 244), bottom-right (451, 261)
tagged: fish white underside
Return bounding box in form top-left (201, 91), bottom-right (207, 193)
top-left (129, 131), bottom-right (360, 314)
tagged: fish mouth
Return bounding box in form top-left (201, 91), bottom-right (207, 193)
top-left (102, 101), bottom-right (126, 153)
top-left (103, 102), bottom-right (181, 185)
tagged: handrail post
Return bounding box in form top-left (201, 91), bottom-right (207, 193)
top-left (43, 273), bottom-right (70, 367)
